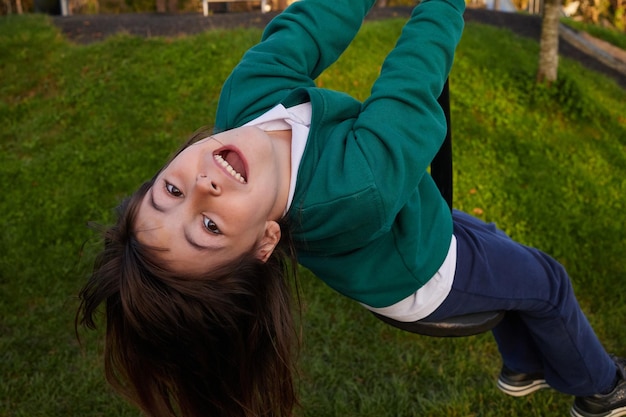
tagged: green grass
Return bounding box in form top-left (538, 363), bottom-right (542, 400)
top-left (562, 17), bottom-right (626, 50)
top-left (1, 13), bottom-right (626, 417)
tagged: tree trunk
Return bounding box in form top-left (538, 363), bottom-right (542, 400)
top-left (536, 0), bottom-right (561, 84)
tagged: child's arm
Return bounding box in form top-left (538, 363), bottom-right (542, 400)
top-left (215, 0), bottom-right (377, 130)
top-left (352, 0), bottom-right (465, 220)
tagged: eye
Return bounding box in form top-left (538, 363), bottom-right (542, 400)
top-left (203, 216), bottom-right (221, 235)
top-left (165, 182), bottom-right (183, 197)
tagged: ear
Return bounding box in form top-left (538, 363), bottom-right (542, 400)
top-left (255, 221), bottom-right (282, 263)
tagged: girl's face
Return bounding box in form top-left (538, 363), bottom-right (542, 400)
top-left (135, 126), bottom-right (292, 274)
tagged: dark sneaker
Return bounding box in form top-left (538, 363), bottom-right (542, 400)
top-left (497, 366), bottom-right (549, 397)
top-left (571, 357), bottom-right (626, 417)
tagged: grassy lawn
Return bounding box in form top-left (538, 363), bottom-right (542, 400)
top-left (562, 18), bottom-right (626, 50)
top-left (1, 13), bottom-right (625, 417)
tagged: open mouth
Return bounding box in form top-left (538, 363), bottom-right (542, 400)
top-left (214, 149), bottom-right (247, 184)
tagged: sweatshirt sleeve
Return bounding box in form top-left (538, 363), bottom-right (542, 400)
top-left (215, 0), bottom-right (377, 130)
top-left (351, 0), bottom-right (465, 223)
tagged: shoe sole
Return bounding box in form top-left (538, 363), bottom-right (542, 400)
top-left (570, 405), bottom-right (626, 417)
top-left (497, 378), bottom-right (550, 397)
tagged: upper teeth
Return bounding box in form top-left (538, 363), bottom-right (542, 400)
top-left (214, 154), bottom-right (246, 183)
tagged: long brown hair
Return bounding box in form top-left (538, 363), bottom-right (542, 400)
top-left (76, 132), bottom-right (300, 417)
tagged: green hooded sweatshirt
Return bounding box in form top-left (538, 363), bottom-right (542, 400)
top-left (215, 0), bottom-right (466, 308)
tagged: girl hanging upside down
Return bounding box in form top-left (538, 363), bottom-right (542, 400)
top-left (77, 0), bottom-right (626, 416)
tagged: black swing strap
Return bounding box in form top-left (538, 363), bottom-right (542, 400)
top-left (431, 79), bottom-right (453, 211)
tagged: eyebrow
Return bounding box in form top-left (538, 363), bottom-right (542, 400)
top-left (184, 229), bottom-right (225, 253)
top-left (185, 229), bottom-right (209, 251)
top-left (150, 188), bottom-right (166, 213)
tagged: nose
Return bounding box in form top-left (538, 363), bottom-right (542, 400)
top-left (196, 174), bottom-right (221, 195)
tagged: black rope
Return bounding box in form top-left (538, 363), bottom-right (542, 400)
top-left (431, 79), bottom-right (453, 211)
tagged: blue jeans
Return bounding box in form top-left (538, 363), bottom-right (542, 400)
top-left (424, 210), bottom-right (616, 396)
